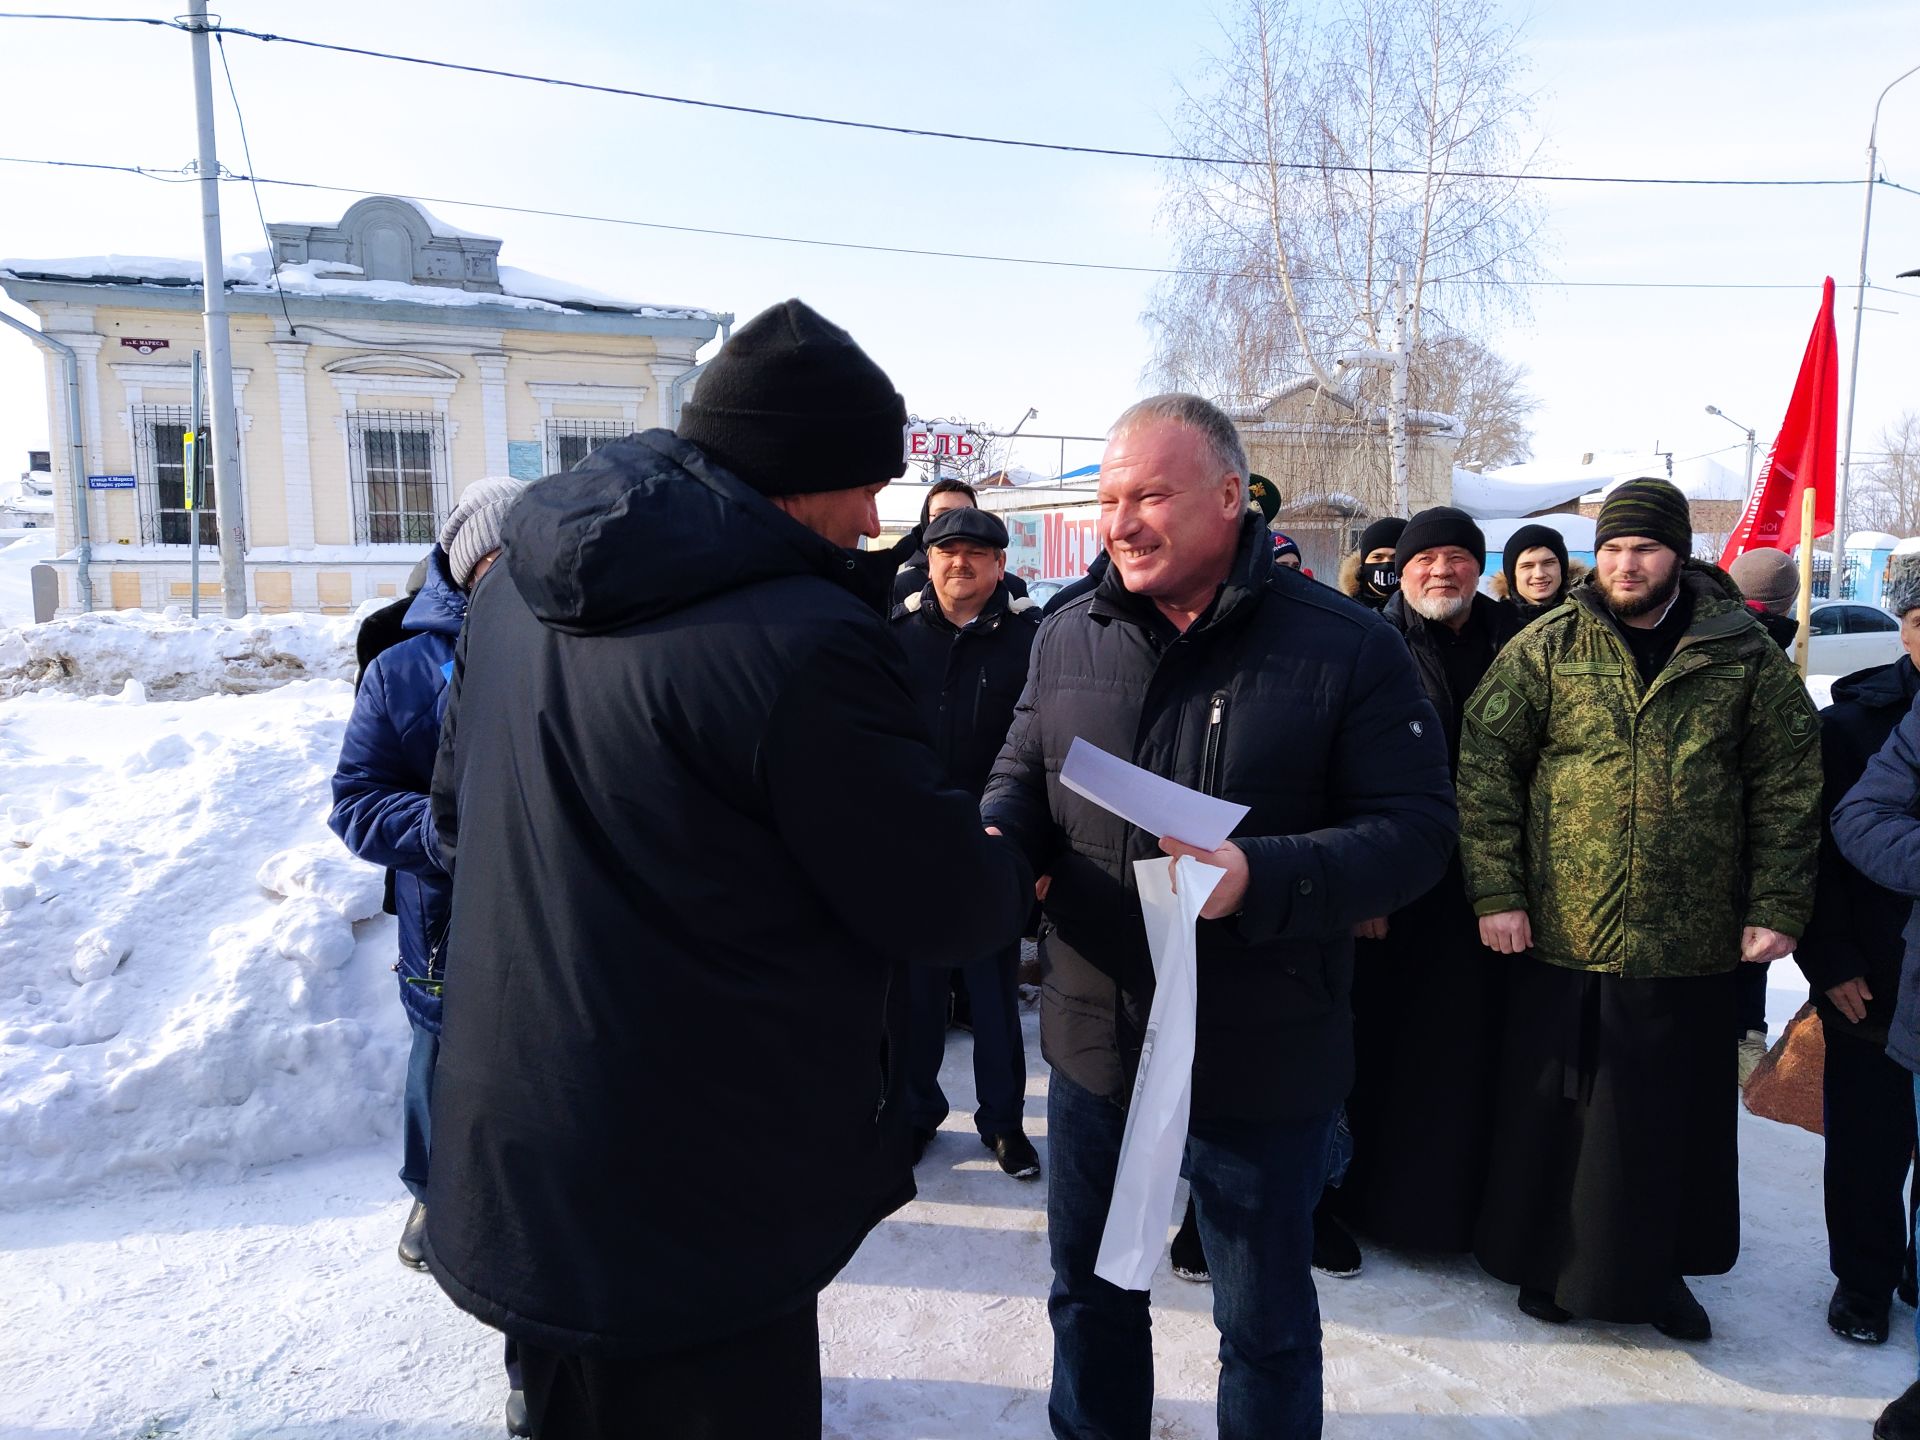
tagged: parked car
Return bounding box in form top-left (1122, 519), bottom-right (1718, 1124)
top-left (1808, 600), bottom-right (1904, 675)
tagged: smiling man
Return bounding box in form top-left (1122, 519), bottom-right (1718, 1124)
top-left (982, 393), bottom-right (1455, 1440)
top-left (1339, 506), bottom-right (1521, 1267)
top-left (890, 504), bottom-right (1043, 1180)
top-left (1458, 477), bottom-right (1821, 1344)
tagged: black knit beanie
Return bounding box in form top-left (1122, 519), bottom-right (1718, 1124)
top-left (1358, 515), bottom-right (1407, 558)
top-left (678, 299), bottom-right (908, 497)
top-left (1596, 477), bottom-right (1692, 557)
top-left (1395, 506), bottom-right (1486, 575)
top-left (1501, 523), bottom-right (1571, 598)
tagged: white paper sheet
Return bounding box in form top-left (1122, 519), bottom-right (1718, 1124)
top-left (1058, 737), bottom-right (1250, 852)
top-left (1092, 853), bottom-right (1224, 1291)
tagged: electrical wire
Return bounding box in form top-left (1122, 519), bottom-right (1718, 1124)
top-left (0, 10), bottom-right (1877, 188)
top-left (213, 33), bottom-right (296, 336)
top-left (0, 155), bottom-right (1873, 297)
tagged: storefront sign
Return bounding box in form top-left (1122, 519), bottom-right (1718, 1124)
top-left (905, 423), bottom-right (978, 462)
top-left (1004, 504), bottom-right (1103, 584)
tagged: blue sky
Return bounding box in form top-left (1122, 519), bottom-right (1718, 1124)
top-left (2, 0), bottom-right (1917, 495)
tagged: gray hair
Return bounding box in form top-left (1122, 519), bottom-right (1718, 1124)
top-left (1110, 393), bottom-right (1249, 486)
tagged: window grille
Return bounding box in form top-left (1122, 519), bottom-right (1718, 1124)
top-left (545, 417), bottom-right (628, 475)
top-left (131, 404), bottom-right (219, 546)
top-left (347, 410), bottom-right (448, 545)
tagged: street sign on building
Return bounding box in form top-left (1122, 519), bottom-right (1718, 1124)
top-left (86, 475), bottom-right (136, 490)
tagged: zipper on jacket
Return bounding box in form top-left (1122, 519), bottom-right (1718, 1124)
top-left (1201, 690), bottom-right (1229, 797)
top-left (972, 667), bottom-right (989, 730)
top-left (875, 967), bottom-right (895, 1123)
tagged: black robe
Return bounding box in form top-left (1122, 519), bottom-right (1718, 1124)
top-left (1338, 594), bottom-right (1521, 1251)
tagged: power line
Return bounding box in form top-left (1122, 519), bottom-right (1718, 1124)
top-left (0, 10), bottom-right (1876, 189)
top-left (213, 33), bottom-right (295, 336)
top-left (0, 154), bottom-right (1875, 297)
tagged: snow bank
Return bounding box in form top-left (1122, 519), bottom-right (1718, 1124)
top-left (0, 605), bottom-right (365, 700)
top-left (0, 680), bottom-right (406, 1207)
top-left (0, 529), bottom-right (54, 629)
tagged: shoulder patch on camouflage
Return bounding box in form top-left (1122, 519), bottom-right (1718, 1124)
top-left (1473, 679), bottom-right (1529, 737)
top-left (1774, 688), bottom-right (1818, 751)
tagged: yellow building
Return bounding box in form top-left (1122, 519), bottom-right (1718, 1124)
top-left (1, 196), bottom-right (728, 614)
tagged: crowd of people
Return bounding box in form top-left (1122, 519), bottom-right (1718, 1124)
top-left (326, 297), bottom-right (1920, 1440)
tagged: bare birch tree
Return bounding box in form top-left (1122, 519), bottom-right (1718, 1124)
top-left (1146, 0), bottom-right (1544, 500)
top-left (1853, 412), bottom-right (1920, 538)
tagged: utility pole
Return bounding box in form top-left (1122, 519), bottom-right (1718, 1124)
top-left (186, 0), bottom-right (248, 617)
top-left (188, 349), bottom-right (204, 617)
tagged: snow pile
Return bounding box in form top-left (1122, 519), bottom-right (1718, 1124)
top-left (0, 679), bottom-right (406, 1207)
top-left (0, 529), bottom-right (54, 628)
top-left (0, 605), bottom-right (365, 699)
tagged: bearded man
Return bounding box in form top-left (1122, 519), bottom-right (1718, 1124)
top-left (1338, 507), bottom-right (1523, 1264)
top-left (1458, 477), bottom-right (1820, 1341)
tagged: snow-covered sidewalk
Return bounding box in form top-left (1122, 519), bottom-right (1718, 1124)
top-left (7, 989), bottom-right (1914, 1440)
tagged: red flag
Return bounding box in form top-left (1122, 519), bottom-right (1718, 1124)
top-left (1720, 277), bottom-right (1840, 567)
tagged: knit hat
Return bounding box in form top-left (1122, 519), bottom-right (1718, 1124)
top-left (678, 299), bottom-right (908, 497)
top-left (1272, 531), bottom-right (1302, 564)
top-left (440, 476), bottom-right (527, 590)
top-left (925, 506), bottom-right (1008, 550)
top-left (1395, 506), bottom-right (1486, 575)
top-left (1502, 523), bottom-right (1571, 600)
top-left (1358, 515), bottom-right (1407, 558)
top-left (1247, 473), bottom-right (1281, 524)
top-left (1596, 477), bottom-right (1692, 557)
top-left (1728, 548), bottom-right (1800, 615)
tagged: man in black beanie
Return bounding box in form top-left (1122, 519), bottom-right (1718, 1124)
top-left (1459, 475), bottom-right (1820, 1342)
top-left (1339, 504), bottom-right (1521, 1267)
top-left (423, 299), bottom-right (1033, 1439)
top-left (1498, 522), bottom-right (1574, 625)
top-left (1339, 515), bottom-right (1406, 610)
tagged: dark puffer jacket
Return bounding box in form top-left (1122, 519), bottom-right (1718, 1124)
top-left (889, 582), bottom-right (1041, 798)
top-left (981, 514), bottom-right (1457, 1122)
top-left (1832, 690), bottom-right (1920, 1076)
top-left (1799, 659), bottom-right (1920, 1045)
top-left (328, 545), bottom-right (464, 1033)
top-left (1381, 590), bottom-right (1524, 764)
top-left (424, 431), bottom-right (1032, 1356)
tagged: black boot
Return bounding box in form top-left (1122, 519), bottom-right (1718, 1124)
top-left (1311, 1196), bottom-right (1362, 1278)
top-left (984, 1131), bottom-right (1041, 1180)
top-left (1517, 1287), bottom-right (1572, 1324)
top-left (1877, 1380), bottom-right (1920, 1440)
top-left (1170, 1196), bottom-right (1209, 1283)
top-left (1829, 1281), bottom-right (1892, 1344)
top-left (397, 1200), bottom-right (428, 1271)
top-left (505, 1388), bottom-right (532, 1438)
top-left (1652, 1279), bottom-right (1711, 1342)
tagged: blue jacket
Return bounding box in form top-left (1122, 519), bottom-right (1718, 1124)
top-left (329, 546), bottom-right (466, 1032)
top-left (1831, 688), bottom-right (1920, 1075)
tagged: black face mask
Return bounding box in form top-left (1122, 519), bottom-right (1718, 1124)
top-left (1363, 563), bottom-right (1399, 601)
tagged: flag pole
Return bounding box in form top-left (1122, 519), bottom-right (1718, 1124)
top-left (1795, 488), bottom-right (1816, 678)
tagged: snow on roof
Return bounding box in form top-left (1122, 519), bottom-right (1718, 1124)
top-left (1848, 530), bottom-right (1902, 551)
top-left (1893, 537), bottom-right (1920, 557)
top-left (1480, 514), bottom-right (1598, 555)
top-left (1, 252), bottom-right (716, 321)
top-left (1452, 464), bottom-right (1598, 520)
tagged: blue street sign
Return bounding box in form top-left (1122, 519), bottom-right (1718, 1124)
top-left (86, 475), bottom-right (136, 490)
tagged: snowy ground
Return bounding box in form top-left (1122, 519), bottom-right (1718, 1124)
top-left (0, 620), bottom-right (1907, 1438)
top-left (0, 527), bottom-right (53, 629)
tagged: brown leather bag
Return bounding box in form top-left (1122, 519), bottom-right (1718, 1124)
top-left (1742, 1001), bottom-right (1826, 1135)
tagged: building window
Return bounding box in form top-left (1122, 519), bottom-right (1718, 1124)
top-left (347, 410), bottom-right (447, 544)
top-left (132, 404), bottom-right (219, 546)
top-left (545, 417), bottom-right (627, 474)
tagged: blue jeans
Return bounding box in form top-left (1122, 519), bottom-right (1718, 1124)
top-left (1047, 1069), bottom-right (1335, 1440)
top-left (400, 1019), bottom-right (438, 1204)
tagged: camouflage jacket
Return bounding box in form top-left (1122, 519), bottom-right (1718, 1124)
top-left (1457, 562), bottom-right (1821, 979)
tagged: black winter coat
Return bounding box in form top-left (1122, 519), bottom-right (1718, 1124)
top-left (889, 583), bottom-right (1041, 799)
top-left (1799, 659), bottom-right (1920, 1046)
top-left (423, 431), bottom-right (1032, 1356)
top-left (981, 514), bottom-right (1457, 1121)
top-left (1382, 591), bottom-right (1524, 767)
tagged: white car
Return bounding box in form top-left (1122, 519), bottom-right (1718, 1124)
top-left (1807, 600), bottom-right (1904, 676)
